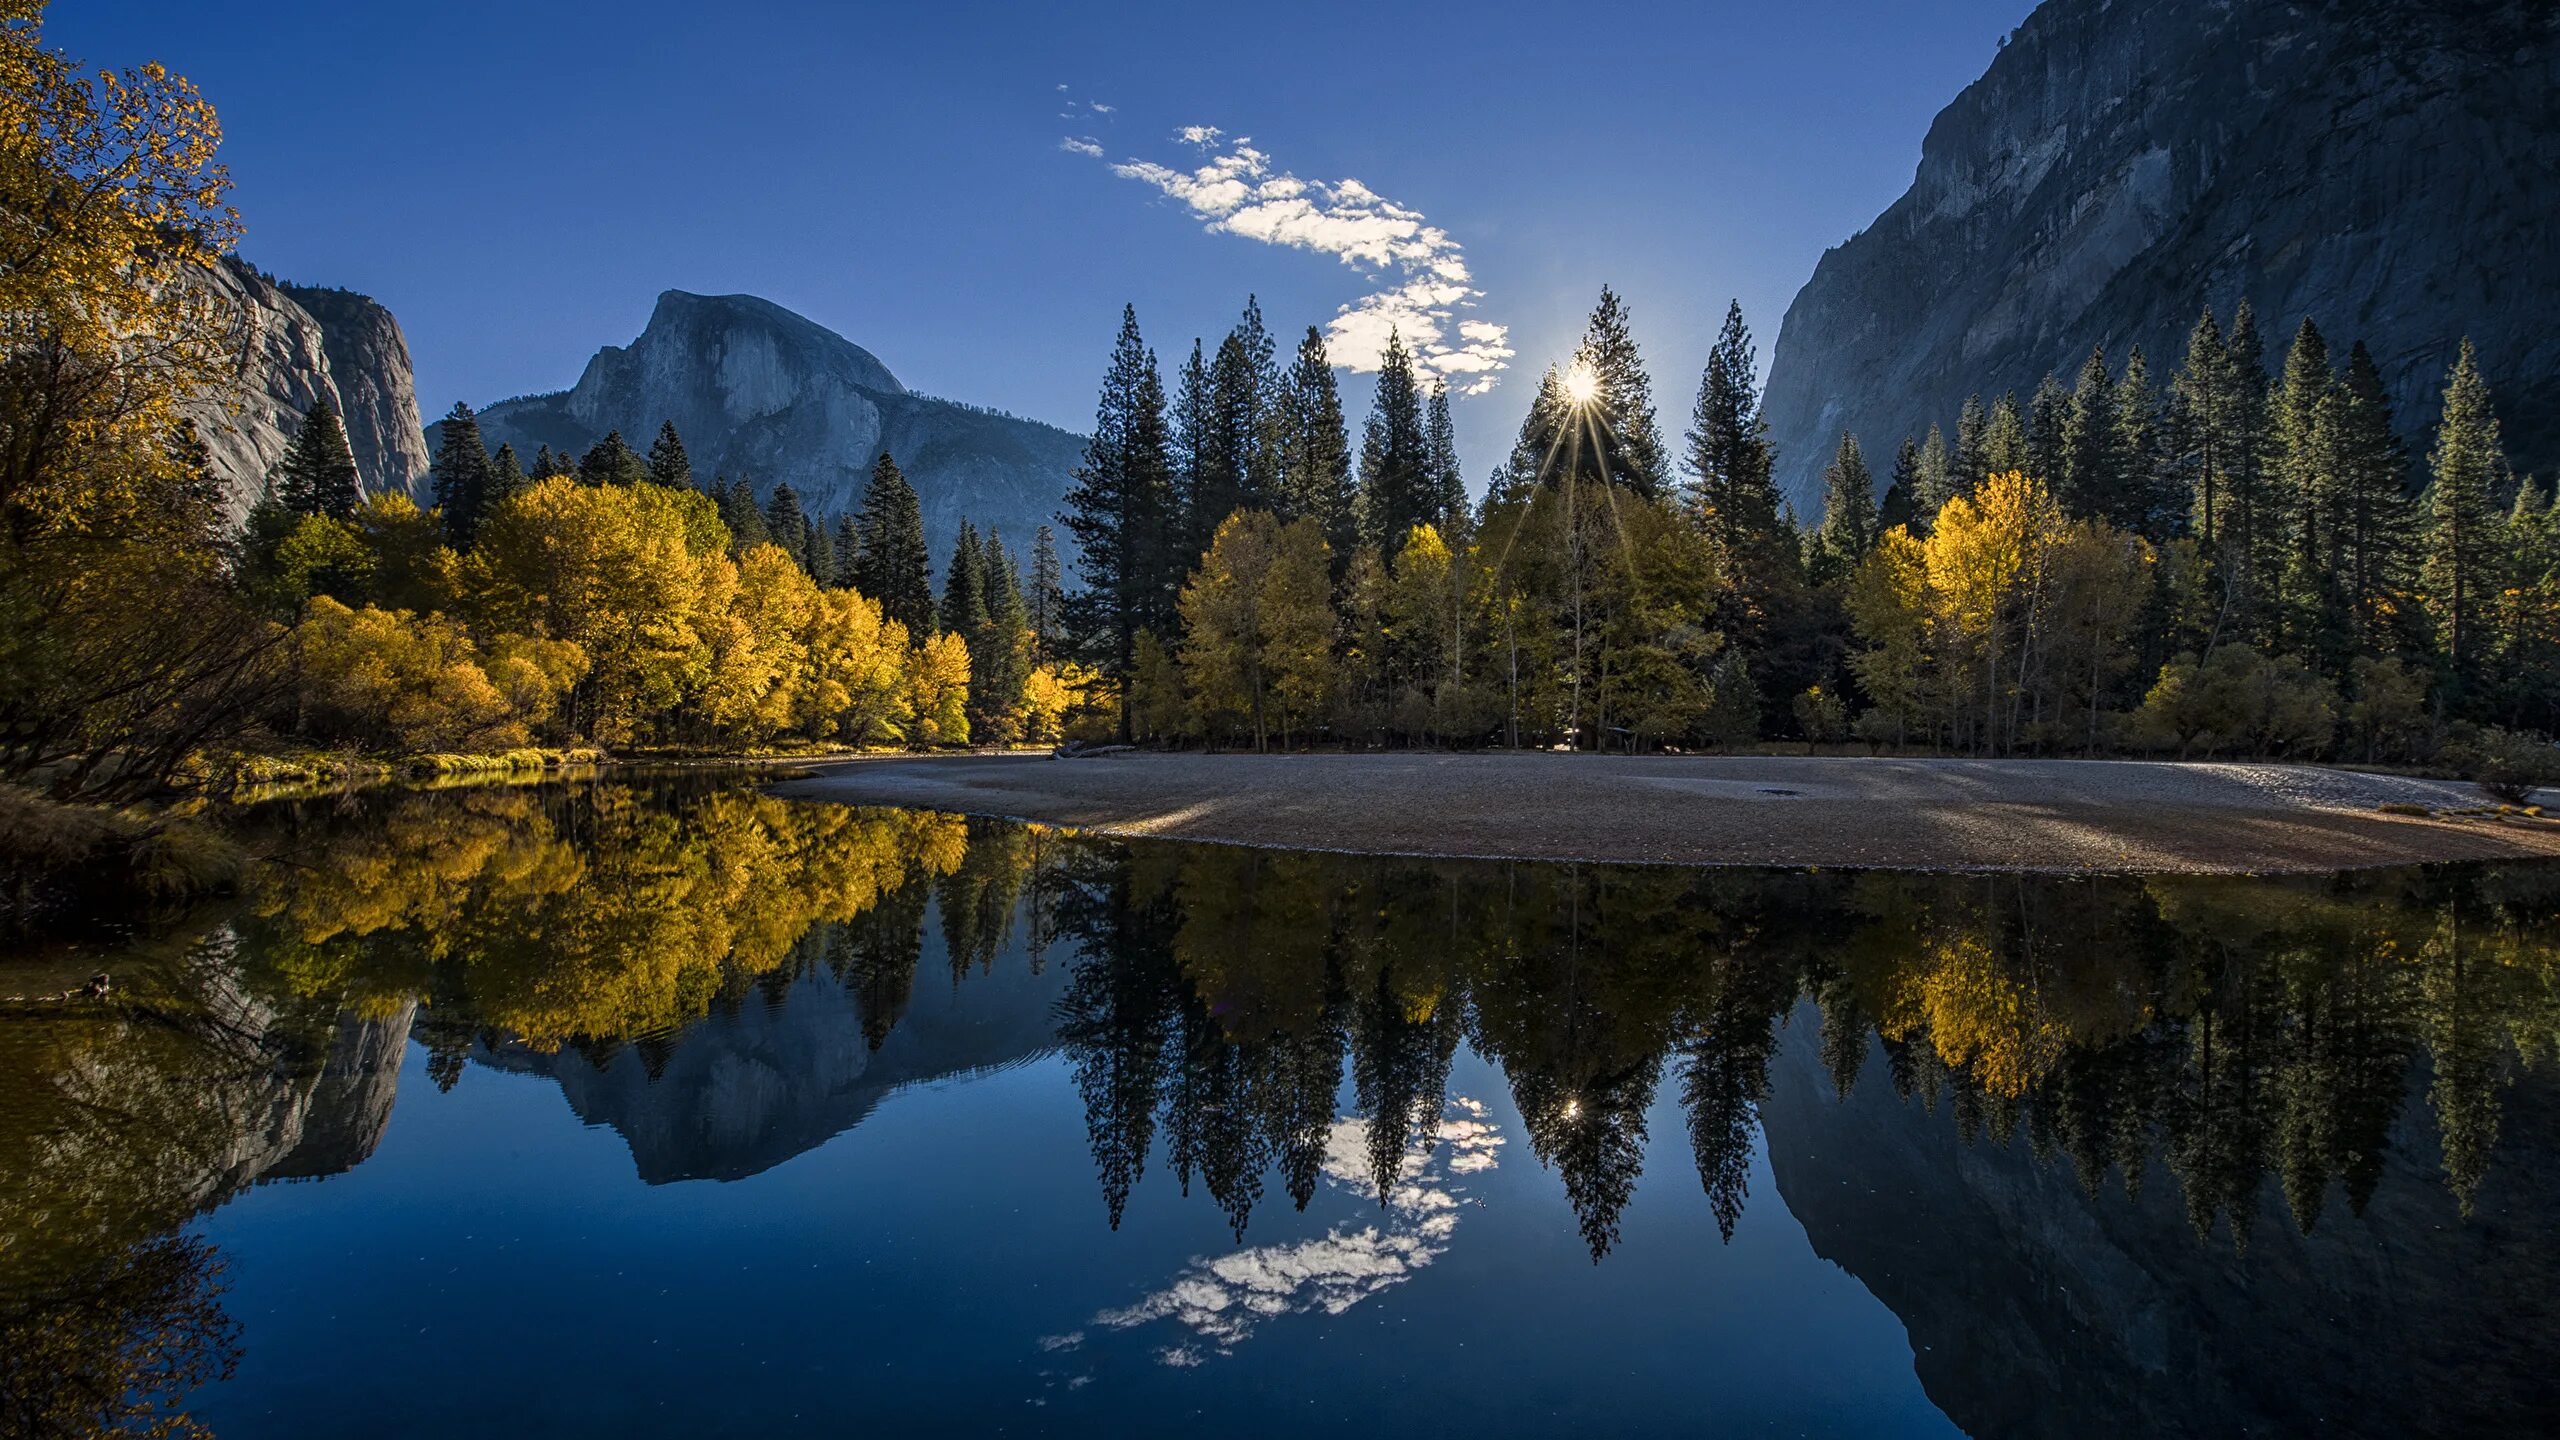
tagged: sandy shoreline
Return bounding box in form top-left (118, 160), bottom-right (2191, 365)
top-left (768, 752), bottom-right (2560, 875)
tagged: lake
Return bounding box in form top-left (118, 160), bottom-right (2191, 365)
top-left (4, 775), bottom-right (2554, 1436)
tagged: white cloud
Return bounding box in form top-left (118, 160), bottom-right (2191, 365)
top-left (1037, 1098), bottom-right (1506, 1367)
top-left (1060, 136), bottom-right (1103, 158)
top-left (1068, 128), bottom-right (1512, 394)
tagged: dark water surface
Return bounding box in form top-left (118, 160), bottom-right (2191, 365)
top-left (5, 777), bottom-right (2557, 1436)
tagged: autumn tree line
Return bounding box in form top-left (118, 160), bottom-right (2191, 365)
top-left (1057, 288), bottom-right (2560, 767)
top-left (242, 398), bottom-right (1088, 758)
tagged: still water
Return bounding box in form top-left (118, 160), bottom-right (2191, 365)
top-left (4, 776), bottom-right (2556, 1436)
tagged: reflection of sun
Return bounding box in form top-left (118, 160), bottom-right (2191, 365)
top-left (1562, 364), bottom-right (1599, 406)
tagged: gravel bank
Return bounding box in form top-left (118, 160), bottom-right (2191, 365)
top-left (771, 753), bottom-right (2560, 875)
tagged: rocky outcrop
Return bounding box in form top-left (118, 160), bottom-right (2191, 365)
top-left (1760, 0), bottom-right (2560, 514)
top-left (1760, 1005), bottom-right (2560, 1437)
top-left (187, 258), bottom-right (429, 522)
top-left (452, 290), bottom-right (1087, 567)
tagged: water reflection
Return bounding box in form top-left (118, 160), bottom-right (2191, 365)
top-left (4, 778), bottom-right (2558, 1435)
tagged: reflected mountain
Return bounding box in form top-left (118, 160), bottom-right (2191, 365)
top-left (10, 777), bottom-right (2560, 1436)
top-left (1765, 1006), bottom-right (2560, 1435)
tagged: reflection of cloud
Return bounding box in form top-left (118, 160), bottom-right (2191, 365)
top-left (1041, 1098), bottom-right (1504, 1367)
top-left (1068, 130), bottom-right (1513, 394)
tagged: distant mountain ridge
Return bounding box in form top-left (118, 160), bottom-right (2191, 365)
top-left (449, 290), bottom-right (1087, 568)
top-left (1760, 0), bottom-right (2560, 515)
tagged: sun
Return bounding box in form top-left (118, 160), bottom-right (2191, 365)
top-left (1562, 364), bottom-right (1600, 405)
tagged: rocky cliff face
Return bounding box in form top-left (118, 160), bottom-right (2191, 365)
top-left (187, 258), bottom-right (430, 523)
top-left (454, 290), bottom-right (1087, 568)
top-left (1760, 0), bottom-right (2560, 514)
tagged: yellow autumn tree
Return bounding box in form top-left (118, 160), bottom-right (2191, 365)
top-left (907, 629), bottom-right (972, 746)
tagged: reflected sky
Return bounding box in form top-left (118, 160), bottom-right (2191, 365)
top-left (4, 776), bottom-right (2556, 1437)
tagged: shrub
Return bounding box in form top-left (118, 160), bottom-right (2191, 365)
top-left (2451, 727), bottom-right (2560, 805)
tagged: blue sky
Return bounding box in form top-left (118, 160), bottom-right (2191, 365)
top-left (60, 0), bottom-right (2034, 482)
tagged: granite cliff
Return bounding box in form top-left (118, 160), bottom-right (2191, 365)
top-left (451, 290), bottom-right (1087, 567)
top-left (1760, 0), bottom-right (2560, 514)
top-left (188, 257), bottom-right (430, 522)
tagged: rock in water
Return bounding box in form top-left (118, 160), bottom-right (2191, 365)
top-left (1760, 0), bottom-right (2560, 515)
top-left (450, 290), bottom-right (1087, 570)
top-left (187, 257), bottom-right (430, 523)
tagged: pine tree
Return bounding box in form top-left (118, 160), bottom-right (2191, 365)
top-left (1274, 326), bottom-right (1356, 567)
top-left (431, 400), bottom-right (492, 547)
top-left (1574, 285), bottom-right (1668, 498)
top-left (1685, 301), bottom-right (1800, 680)
top-left (975, 528), bottom-right (1032, 737)
top-left (1982, 392), bottom-right (2028, 476)
top-left (2113, 346), bottom-right (2172, 538)
top-left (1059, 305), bottom-right (1181, 724)
top-left (647, 420), bottom-right (693, 488)
top-left (1915, 422), bottom-right (1957, 524)
top-left (2224, 300), bottom-right (2276, 622)
top-left (1425, 382), bottom-right (1466, 535)
top-left (2059, 348), bottom-right (2120, 521)
top-left (2332, 342), bottom-right (2414, 658)
top-left (530, 444), bottom-right (574, 480)
top-left (1810, 432), bottom-right (1877, 584)
top-left (1172, 337), bottom-right (1214, 554)
top-left (1027, 525), bottom-right (1065, 658)
top-left (1237, 295), bottom-right (1284, 509)
top-left (831, 513), bottom-right (863, 589)
top-left (1954, 394), bottom-right (1990, 498)
top-left (859, 451), bottom-right (936, 636)
top-left (277, 395), bottom-right (361, 519)
top-left (579, 429), bottom-right (648, 486)
top-left (486, 442), bottom-right (527, 512)
top-left (766, 484), bottom-right (812, 574)
top-left (2027, 372), bottom-right (2070, 487)
top-left (1202, 327), bottom-right (1258, 534)
top-left (2271, 317), bottom-right (2337, 658)
top-left (941, 521), bottom-right (988, 636)
top-left (717, 475), bottom-right (770, 549)
top-left (2422, 339), bottom-right (2508, 694)
top-left (1357, 330), bottom-right (1433, 552)
top-left (1879, 435), bottom-right (1920, 534)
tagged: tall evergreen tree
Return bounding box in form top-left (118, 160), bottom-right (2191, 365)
top-left (2026, 372), bottom-right (2070, 487)
top-left (716, 476), bottom-right (769, 549)
top-left (1201, 327), bottom-right (1259, 534)
top-left (1915, 423), bottom-right (1956, 524)
top-left (431, 400), bottom-right (492, 547)
top-left (486, 442), bottom-right (527, 512)
top-left (1954, 394), bottom-right (1990, 498)
top-left (277, 395), bottom-right (360, 519)
top-left (2422, 340), bottom-right (2508, 694)
top-left (579, 429), bottom-right (648, 486)
top-left (1810, 432), bottom-right (1877, 584)
top-left (1425, 382), bottom-right (1466, 534)
top-left (2059, 348), bottom-right (2120, 520)
top-left (2331, 342), bottom-right (2414, 658)
top-left (1027, 525), bottom-right (1065, 658)
top-left (1879, 435), bottom-right (1920, 534)
top-left (831, 513), bottom-right (863, 590)
top-left (859, 451), bottom-right (936, 636)
top-left (1059, 305), bottom-right (1181, 727)
top-left (2272, 318), bottom-right (2338, 658)
top-left (2224, 299), bottom-right (2276, 622)
top-left (1274, 326), bottom-right (1356, 566)
top-left (1686, 300), bottom-right (1801, 690)
top-left (1172, 338), bottom-right (1214, 553)
top-left (975, 529), bottom-right (1033, 736)
top-left (530, 444), bottom-right (574, 480)
top-left (646, 420), bottom-right (693, 488)
top-left (941, 520), bottom-right (988, 636)
top-left (1357, 330), bottom-right (1433, 552)
top-left (766, 483), bottom-right (812, 574)
top-left (1982, 392), bottom-right (2028, 476)
top-left (1574, 285), bottom-right (1668, 498)
top-left (2113, 347), bottom-right (2172, 538)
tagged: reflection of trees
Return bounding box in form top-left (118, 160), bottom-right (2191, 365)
top-left (0, 1234), bottom-right (239, 1440)
top-left (1042, 842), bottom-right (2560, 1258)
